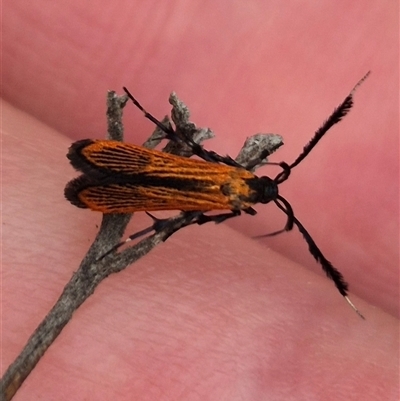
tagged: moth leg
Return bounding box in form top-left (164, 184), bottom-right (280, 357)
top-left (123, 87), bottom-right (242, 167)
top-left (101, 211), bottom-right (207, 260)
top-left (98, 222), bottom-right (156, 260)
top-left (127, 212), bottom-right (199, 241)
top-left (196, 210), bottom-right (242, 225)
top-left (243, 207), bottom-right (257, 216)
top-left (99, 207), bottom-right (248, 261)
top-left (177, 140), bottom-right (241, 167)
top-left (196, 206), bottom-right (258, 225)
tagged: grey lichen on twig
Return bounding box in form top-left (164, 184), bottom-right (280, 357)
top-left (0, 90), bottom-right (283, 401)
top-left (236, 133), bottom-right (284, 171)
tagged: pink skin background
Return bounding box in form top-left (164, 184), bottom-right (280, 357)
top-left (2, 2), bottom-right (399, 400)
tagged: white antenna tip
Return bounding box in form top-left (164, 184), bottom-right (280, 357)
top-left (345, 296), bottom-right (365, 320)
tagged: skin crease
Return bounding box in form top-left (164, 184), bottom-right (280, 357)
top-left (2, 2), bottom-right (399, 401)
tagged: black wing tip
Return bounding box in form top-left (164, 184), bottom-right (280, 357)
top-left (66, 139), bottom-right (105, 175)
top-left (67, 139), bottom-right (95, 162)
top-left (64, 175), bottom-right (91, 208)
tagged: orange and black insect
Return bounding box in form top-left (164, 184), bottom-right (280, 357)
top-left (65, 139), bottom-right (278, 214)
top-left (65, 73), bottom-right (369, 317)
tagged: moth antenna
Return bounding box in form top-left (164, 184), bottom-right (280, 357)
top-left (289, 72), bottom-right (371, 173)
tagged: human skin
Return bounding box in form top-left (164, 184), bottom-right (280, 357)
top-left (2, 2), bottom-right (398, 400)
